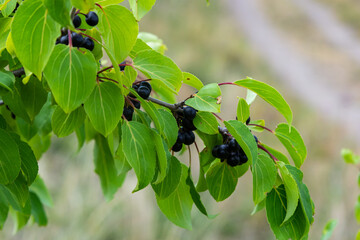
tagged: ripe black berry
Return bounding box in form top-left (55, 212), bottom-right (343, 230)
top-left (123, 106), bottom-right (134, 121)
top-left (59, 35), bottom-right (69, 45)
top-left (183, 131), bottom-right (195, 145)
top-left (120, 61), bottom-right (126, 71)
top-left (254, 135), bottom-right (258, 143)
top-left (131, 99), bottom-right (141, 109)
top-left (73, 15), bottom-right (81, 28)
top-left (172, 142), bottom-right (183, 152)
top-left (182, 118), bottom-right (196, 131)
top-left (140, 81), bottom-right (152, 92)
top-left (86, 11), bottom-right (99, 26)
top-left (239, 153), bottom-right (248, 164)
top-left (137, 86), bottom-right (151, 99)
top-left (246, 117), bottom-right (250, 125)
top-left (71, 32), bottom-right (84, 47)
top-left (228, 138), bottom-right (240, 151)
top-left (81, 37), bottom-right (94, 51)
top-left (183, 106), bottom-right (197, 120)
top-left (227, 153), bottom-right (240, 166)
top-left (176, 131), bottom-right (185, 144)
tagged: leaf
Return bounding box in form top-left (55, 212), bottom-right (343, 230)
top-left (157, 109), bottom-right (178, 148)
top-left (152, 156), bottom-right (181, 199)
top-left (52, 106), bottom-right (86, 137)
top-left (94, 135), bottom-right (124, 201)
top-left (114, 141), bottom-right (132, 175)
top-left (1, 0), bottom-right (16, 17)
top-left (4, 174), bottom-right (29, 208)
top-left (44, 0), bottom-right (72, 27)
top-left (182, 72), bottom-right (204, 90)
top-left (224, 120), bottom-right (258, 165)
top-left (341, 148), bottom-right (360, 164)
top-left (71, 0), bottom-right (94, 12)
top-left (129, 0), bottom-right (156, 21)
top-left (130, 38), bottom-right (152, 58)
top-left (266, 185), bottom-right (308, 240)
top-left (11, 0), bottom-right (60, 77)
top-left (236, 98), bottom-right (250, 123)
top-left (275, 123), bottom-right (307, 168)
top-left (29, 192), bottom-right (47, 226)
top-left (186, 167), bottom-right (209, 217)
top-left (84, 82), bottom-right (124, 136)
top-left (260, 144), bottom-right (290, 164)
top-left (246, 89), bottom-right (257, 105)
top-left (248, 119), bottom-right (265, 133)
top-left (0, 128), bottom-right (21, 185)
top-left (121, 121), bottom-right (156, 192)
top-left (44, 44), bottom-right (97, 113)
top-left (0, 189), bottom-right (9, 229)
top-left (150, 130), bottom-right (169, 184)
top-left (186, 83), bottom-right (221, 113)
top-left (97, 5), bottom-right (138, 63)
top-left (138, 32), bottom-right (167, 54)
top-left (156, 164), bottom-right (193, 230)
top-left (251, 198), bottom-right (265, 215)
top-left (0, 17), bottom-right (12, 52)
top-left (277, 162), bottom-right (300, 224)
top-left (234, 78), bottom-right (293, 126)
top-left (206, 162), bottom-right (238, 201)
top-left (95, 0), bottom-right (124, 6)
top-left (133, 49), bottom-right (183, 93)
top-left (321, 219), bottom-right (337, 240)
top-left (193, 111), bottom-right (219, 135)
top-left (29, 175), bottom-right (53, 207)
top-left (0, 69), bottom-right (15, 93)
top-left (252, 154), bottom-right (277, 205)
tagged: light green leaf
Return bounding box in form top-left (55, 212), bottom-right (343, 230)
top-left (96, 0), bottom-right (124, 6)
top-left (253, 154), bottom-right (277, 205)
top-left (84, 82), bottom-right (124, 136)
top-left (121, 121), bottom-right (156, 192)
top-left (156, 164), bottom-right (193, 230)
top-left (71, 0), bottom-right (94, 12)
top-left (129, 0), bottom-right (156, 21)
top-left (0, 128), bottom-right (21, 185)
top-left (248, 119), bottom-right (265, 133)
top-left (206, 162), bottom-right (238, 201)
top-left (138, 32), bottom-right (167, 54)
top-left (29, 192), bottom-right (47, 226)
top-left (321, 219), bottom-right (337, 240)
top-left (182, 72), bottom-right (204, 90)
top-left (134, 49), bottom-right (183, 93)
top-left (114, 141), bottom-right (132, 175)
top-left (186, 83), bottom-right (221, 113)
top-left (0, 69), bottom-right (15, 93)
top-left (44, 0), bottom-right (72, 27)
top-left (277, 162), bottom-right (300, 224)
top-left (275, 123), bottom-right (307, 168)
top-left (236, 98), bottom-right (250, 123)
top-left (246, 89), bottom-right (257, 105)
top-left (11, 0), bottom-right (60, 78)
top-left (341, 148), bottom-right (360, 164)
top-left (130, 38), bottom-right (152, 58)
top-left (151, 130), bottom-right (169, 184)
top-left (97, 5), bottom-right (138, 63)
top-left (224, 120), bottom-right (258, 166)
top-left (193, 111), bottom-right (219, 135)
top-left (44, 44), bottom-right (97, 113)
top-left (234, 78), bottom-right (293, 126)
top-left (152, 156), bottom-right (181, 199)
top-left (94, 135), bottom-right (124, 201)
top-left (251, 198), bottom-right (266, 215)
top-left (29, 175), bottom-right (53, 207)
top-left (1, 0), bottom-right (16, 17)
top-left (4, 174), bottom-right (29, 208)
top-left (52, 106), bottom-right (86, 137)
top-left (0, 18), bottom-right (12, 52)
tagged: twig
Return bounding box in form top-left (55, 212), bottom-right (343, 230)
top-left (12, 68), bottom-right (25, 78)
top-left (257, 144), bottom-right (278, 163)
top-left (248, 124), bottom-right (274, 134)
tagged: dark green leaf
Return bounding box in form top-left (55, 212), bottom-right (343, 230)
top-left (29, 192), bottom-right (47, 226)
top-left (0, 189), bottom-right (9, 229)
top-left (44, 0), bottom-right (72, 27)
top-left (4, 174), bottom-right (29, 208)
top-left (186, 167), bottom-right (209, 217)
top-left (0, 69), bottom-right (15, 93)
top-left (29, 175), bottom-right (53, 207)
top-left (151, 129), bottom-right (169, 184)
top-left (193, 111), bottom-right (219, 135)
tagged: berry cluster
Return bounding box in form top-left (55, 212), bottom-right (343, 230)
top-left (212, 138), bottom-right (248, 167)
top-left (123, 81), bottom-right (152, 121)
top-left (55, 11), bottom-right (99, 51)
top-left (172, 106), bottom-right (197, 152)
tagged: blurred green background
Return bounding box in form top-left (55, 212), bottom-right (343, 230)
top-left (2, 0), bottom-right (360, 239)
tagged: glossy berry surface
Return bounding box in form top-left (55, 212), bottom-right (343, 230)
top-left (119, 61), bottom-right (126, 71)
top-left (123, 106), bottom-right (134, 121)
top-left (86, 11), bottom-right (99, 26)
top-left (140, 81), bottom-right (152, 92)
top-left (131, 99), bottom-right (141, 109)
top-left (183, 106), bottom-right (197, 120)
top-left (73, 15), bottom-right (81, 28)
top-left (176, 131), bottom-right (185, 144)
top-left (81, 37), bottom-right (94, 51)
top-left (137, 86), bottom-right (151, 99)
top-left (228, 138), bottom-right (240, 151)
top-left (71, 32), bottom-right (84, 47)
top-left (227, 153), bottom-right (240, 166)
top-left (59, 35), bottom-right (69, 45)
top-left (246, 117), bottom-right (251, 125)
top-left (172, 142), bottom-right (183, 152)
top-left (183, 131), bottom-right (195, 145)
top-left (182, 118), bottom-right (197, 131)
top-left (239, 153), bottom-right (248, 164)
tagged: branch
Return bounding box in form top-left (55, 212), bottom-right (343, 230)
top-left (147, 97), bottom-right (179, 111)
top-left (257, 144), bottom-right (279, 163)
top-left (12, 68), bottom-right (25, 78)
top-left (248, 124), bottom-right (274, 134)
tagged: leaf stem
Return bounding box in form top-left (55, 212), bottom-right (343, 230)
top-left (97, 76), bottom-right (119, 84)
top-left (248, 124), bottom-right (274, 134)
top-left (218, 82), bottom-right (236, 86)
top-left (257, 144), bottom-right (279, 163)
top-left (212, 112), bottom-right (224, 122)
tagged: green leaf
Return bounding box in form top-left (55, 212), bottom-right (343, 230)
top-left (266, 185), bottom-right (308, 240)
top-left (277, 162), bottom-right (300, 224)
top-left (193, 111), bottom-right (219, 135)
top-left (156, 164), bottom-right (193, 230)
top-left (130, 38), bottom-right (152, 58)
top-left (29, 175), bottom-right (53, 207)
top-left (0, 17), bottom-right (12, 52)
top-left (275, 123), bottom-right (307, 168)
top-left (0, 128), bottom-right (21, 185)
top-left (71, 0), bottom-right (94, 12)
top-left (9, 199), bottom-right (31, 232)
top-left (84, 82), bottom-right (124, 136)
top-left (260, 144), bottom-right (290, 164)
top-left (151, 130), bottom-right (169, 184)
top-left (236, 98), bottom-right (250, 123)
top-left (186, 167), bottom-right (209, 217)
top-left (252, 153), bottom-right (277, 205)
top-left (97, 5), bottom-right (138, 63)
top-left (186, 83), bottom-right (221, 113)
top-left (133, 49), bottom-right (183, 93)
top-left (251, 198), bottom-right (266, 215)
top-left (0, 115), bottom-right (6, 129)
top-left (234, 78), bottom-right (293, 126)
top-left (44, 44), bottom-right (97, 113)
top-left (129, 0), bottom-right (156, 21)
top-left (114, 141), bottom-right (131, 175)
top-left (16, 117), bottom-right (38, 141)
top-left (341, 148), bottom-right (360, 164)
top-left (0, 69), bottom-right (15, 93)
top-left (95, 0), bottom-right (124, 6)
top-left (11, 0), bottom-right (60, 77)
top-left (0, 189), bottom-right (9, 229)
top-left (206, 162), bottom-right (238, 201)
top-left (321, 219), bottom-right (337, 240)
top-left (121, 121), bottom-right (156, 192)
top-left (246, 89), bottom-right (257, 105)
top-left (248, 119), bottom-right (265, 133)
top-left (138, 32), bottom-right (167, 54)
top-left (52, 106), bottom-right (86, 137)
top-left (1, 0), bottom-right (16, 17)
top-left (152, 156), bottom-right (181, 199)
top-left (94, 135), bottom-right (124, 201)
top-left (182, 72), bottom-right (204, 90)
top-left (157, 109), bottom-right (178, 148)
top-left (44, 0), bottom-right (72, 27)
top-left (4, 174), bottom-right (29, 208)
top-left (29, 192), bottom-right (47, 226)
top-left (224, 120), bottom-right (258, 165)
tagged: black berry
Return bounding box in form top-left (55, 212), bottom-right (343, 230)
top-left (137, 86), bottom-right (151, 99)
top-left (239, 153), bottom-right (248, 164)
top-left (120, 61), bottom-right (126, 71)
top-left (183, 106), bottom-right (197, 120)
top-left (81, 37), bottom-right (94, 51)
top-left (228, 138), bottom-right (240, 151)
top-left (71, 32), bottom-right (84, 47)
top-left (172, 142), bottom-right (183, 152)
top-left (86, 11), bottom-right (99, 26)
top-left (254, 135), bottom-right (258, 143)
top-left (227, 153), bottom-right (241, 166)
top-left (246, 117), bottom-right (250, 125)
top-left (140, 81), bottom-right (152, 92)
top-left (73, 15), bottom-right (81, 28)
top-left (183, 131), bottom-right (195, 145)
top-left (182, 118), bottom-right (196, 131)
top-left (176, 131), bottom-right (185, 144)
top-left (123, 106), bottom-right (134, 121)
top-left (59, 35), bottom-right (69, 45)
top-left (130, 99), bottom-right (141, 109)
